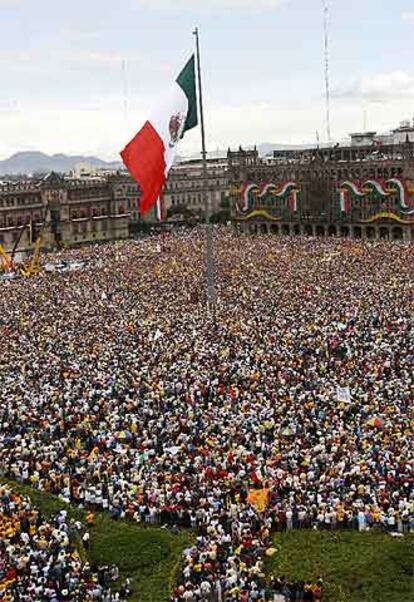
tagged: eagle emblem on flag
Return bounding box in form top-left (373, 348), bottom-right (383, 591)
top-left (169, 112), bottom-right (184, 148)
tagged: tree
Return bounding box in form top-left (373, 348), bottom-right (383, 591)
top-left (166, 204), bottom-right (196, 219)
top-left (210, 195), bottom-right (231, 224)
top-left (166, 205), bottom-right (204, 225)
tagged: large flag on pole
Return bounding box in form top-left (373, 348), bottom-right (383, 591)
top-left (120, 55), bottom-right (198, 216)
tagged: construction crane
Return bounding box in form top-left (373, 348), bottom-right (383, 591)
top-left (20, 235), bottom-right (42, 277)
top-left (20, 196), bottom-right (52, 278)
top-left (0, 244), bottom-right (14, 273)
top-left (10, 224), bottom-right (27, 262)
top-left (1, 223), bottom-right (35, 276)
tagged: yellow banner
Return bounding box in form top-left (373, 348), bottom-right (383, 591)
top-left (359, 211), bottom-right (414, 225)
top-left (236, 210), bottom-right (281, 222)
top-left (247, 488), bottom-right (270, 512)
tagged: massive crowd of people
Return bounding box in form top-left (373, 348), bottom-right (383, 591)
top-left (0, 229), bottom-right (413, 601)
top-left (0, 483), bottom-right (127, 601)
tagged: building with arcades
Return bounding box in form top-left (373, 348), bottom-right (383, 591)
top-left (229, 140), bottom-right (414, 241)
top-left (0, 172), bottom-right (144, 252)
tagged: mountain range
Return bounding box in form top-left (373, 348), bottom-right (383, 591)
top-left (0, 151), bottom-right (122, 176)
top-left (0, 142), bottom-right (325, 176)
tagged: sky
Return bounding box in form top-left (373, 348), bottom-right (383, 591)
top-left (0, 0), bottom-right (413, 160)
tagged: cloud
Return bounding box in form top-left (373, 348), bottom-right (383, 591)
top-left (137, 0), bottom-right (288, 13)
top-left (332, 71), bottom-right (414, 101)
top-left (0, 100), bottom-right (19, 112)
top-left (0, 105), bottom-right (139, 160)
top-left (0, 47), bottom-right (165, 72)
top-left (401, 11), bottom-right (414, 22)
top-left (0, 50), bottom-right (33, 63)
top-left (0, 98), bottom-right (317, 161)
top-left (65, 50), bottom-right (169, 74)
top-left (1, 91), bottom-right (411, 161)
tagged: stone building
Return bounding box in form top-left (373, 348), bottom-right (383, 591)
top-left (0, 172), bottom-right (137, 252)
top-left (229, 141), bottom-right (414, 241)
top-left (162, 156), bottom-right (229, 217)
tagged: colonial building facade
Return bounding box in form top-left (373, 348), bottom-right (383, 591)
top-left (162, 156), bottom-right (229, 217)
top-left (229, 142), bottom-right (414, 241)
top-left (2, 131), bottom-right (414, 252)
top-left (0, 172), bottom-right (141, 252)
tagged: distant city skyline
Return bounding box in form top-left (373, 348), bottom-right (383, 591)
top-left (0, 0), bottom-right (413, 160)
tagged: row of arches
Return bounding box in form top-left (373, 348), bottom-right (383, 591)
top-left (239, 222), bottom-right (412, 241)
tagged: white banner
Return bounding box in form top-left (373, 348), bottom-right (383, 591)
top-left (336, 386), bottom-right (351, 403)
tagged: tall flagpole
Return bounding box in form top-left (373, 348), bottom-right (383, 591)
top-left (193, 27), bottom-right (216, 311)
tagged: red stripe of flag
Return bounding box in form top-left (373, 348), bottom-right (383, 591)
top-left (120, 121), bottom-right (167, 216)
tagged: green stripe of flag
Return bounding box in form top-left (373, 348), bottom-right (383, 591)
top-left (176, 54), bottom-right (198, 135)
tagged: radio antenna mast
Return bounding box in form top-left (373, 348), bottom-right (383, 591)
top-left (322, 0), bottom-right (331, 143)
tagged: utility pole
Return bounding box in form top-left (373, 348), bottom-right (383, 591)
top-left (193, 27), bottom-right (216, 311)
top-left (121, 59), bottom-right (129, 135)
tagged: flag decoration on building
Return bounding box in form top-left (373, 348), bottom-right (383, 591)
top-left (120, 55), bottom-right (198, 216)
top-left (156, 197), bottom-right (164, 221)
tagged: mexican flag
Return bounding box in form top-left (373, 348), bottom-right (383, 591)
top-left (120, 55), bottom-right (198, 216)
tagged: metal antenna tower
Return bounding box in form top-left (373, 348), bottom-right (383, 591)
top-left (322, 0), bottom-right (331, 143)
